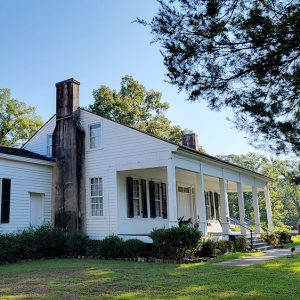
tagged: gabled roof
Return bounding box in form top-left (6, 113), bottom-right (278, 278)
top-left (21, 107), bottom-right (273, 181)
top-left (0, 146), bottom-right (54, 162)
top-left (80, 109), bottom-right (273, 181)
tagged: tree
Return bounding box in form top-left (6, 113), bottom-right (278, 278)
top-left (219, 152), bottom-right (300, 228)
top-left (89, 75), bottom-right (193, 144)
top-left (0, 88), bottom-right (43, 147)
top-left (139, 0), bottom-right (300, 155)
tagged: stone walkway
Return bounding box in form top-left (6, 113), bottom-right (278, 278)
top-left (220, 246), bottom-right (300, 267)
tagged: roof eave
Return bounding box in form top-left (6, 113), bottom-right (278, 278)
top-left (177, 147), bottom-right (274, 182)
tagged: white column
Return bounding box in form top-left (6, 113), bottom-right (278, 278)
top-left (167, 158), bottom-right (178, 227)
top-left (237, 182), bottom-right (246, 235)
top-left (252, 186), bottom-right (261, 234)
top-left (264, 185), bottom-right (274, 231)
top-left (219, 178), bottom-right (230, 236)
top-left (195, 172), bottom-right (207, 236)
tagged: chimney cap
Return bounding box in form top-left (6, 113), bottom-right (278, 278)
top-left (55, 78), bottom-right (80, 87)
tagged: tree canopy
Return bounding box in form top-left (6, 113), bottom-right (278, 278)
top-left (139, 0), bottom-right (300, 155)
top-left (89, 75), bottom-right (194, 145)
top-left (0, 88), bottom-right (43, 147)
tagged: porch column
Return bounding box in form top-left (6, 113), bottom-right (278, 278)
top-left (237, 182), bottom-right (246, 235)
top-left (219, 178), bottom-right (230, 236)
top-left (167, 158), bottom-right (178, 227)
top-left (195, 172), bottom-right (207, 236)
top-left (264, 184), bottom-right (274, 231)
top-left (252, 186), bottom-right (261, 234)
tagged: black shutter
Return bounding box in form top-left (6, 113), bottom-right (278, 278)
top-left (161, 183), bottom-right (167, 219)
top-left (141, 179), bottom-right (148, 218)
top-left (214, 192), bottom-right (220, 220)
top-left (1, 178), bottom-right (11, 224)
top-left (126, 177), bottom-right (134, 218)
top-left (209, 191), bottom-right (214, 218)
top-left (149, 180), bottom-right (156, 218)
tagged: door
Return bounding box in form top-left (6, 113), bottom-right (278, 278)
top-left (30, 193), bottom-right (44, 227)
top-left (177, 186), bottom-right (193, 221)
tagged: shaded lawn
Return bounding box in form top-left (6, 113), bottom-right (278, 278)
top-left (0, 253), bottom-right (299, 300)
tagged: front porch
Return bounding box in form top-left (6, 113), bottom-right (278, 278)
top-left (116, 155), bottom-right (274, 242)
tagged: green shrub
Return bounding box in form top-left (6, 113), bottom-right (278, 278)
top-left (66, 231), bottom-right (90, 256)
top-left (150, 226), bottom-right (201, 259)
top-left (261, 232), bottom-right (279, 246)
top-left (197, 239), bottom-right (217, 256)
top-left (233, 236), bottom-right (250, 252)
top-left (216, 240), bottom-right (233, 255)
top-left (98, 235), bottom-right (124, 258)
top-left (0, 225), bottom-right (66, 264)
top-left (275, 230), bottom-right (292, 244)
top-left (34, 225), bottom-right (66, 258)
top-left (123, 239), bottom-right (145, 258)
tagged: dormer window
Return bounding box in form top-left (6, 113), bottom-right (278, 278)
top-left (47, 134), bottom-right (52, 157)
top-left (89, 123), bottom-right (101, 149)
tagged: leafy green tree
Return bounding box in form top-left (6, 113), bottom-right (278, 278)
top-left (219, 153), bottom-right (300, 228)
top-left (0, 88), bottom-right (43, 147)
top-left (139, 0), bottom-right (300, 155)
top-left (89, 75), bottom-right (192, 144)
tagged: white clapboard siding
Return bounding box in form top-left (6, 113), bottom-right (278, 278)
top-left (0, 158), bottom-right (52, 233)
top-left (80, 110), bottom-right (177, 239)
top-left (22, 115), bottom-right (56, 156)
top-left (23, 109), bottom-right (177, 240)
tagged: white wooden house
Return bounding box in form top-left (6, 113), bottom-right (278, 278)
top-left (0, 78), bottom-right (274, 242)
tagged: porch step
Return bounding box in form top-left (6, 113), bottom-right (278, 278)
top-left (251, 241), bottom-right (273, 251)
top-left (254, 245), bottom-right (274, 251)
top-left (246, 237), bottom-right (273, 251)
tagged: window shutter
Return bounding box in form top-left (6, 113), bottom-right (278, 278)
top-left (126, 177), bottom-right (134, 218)
top-left (1, 178), bottom-right (11, 224)
top-left (214, 192), bottom-right (220, 220)
top-left (209, 191), bottom-right (214, 218)
top-left (161, 183), bottom-right (167, 219)
top-left (149, 180), bottom-right (156, 218)
top-left (141, 179), bottom-right (148, 218)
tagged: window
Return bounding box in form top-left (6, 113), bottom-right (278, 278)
top-left (89, 124), bottom-right (101, 149)
top-left (133, 179), bottom-right (141, 217)
top-left (127, 177), bottom-right (148, 218)
top-left (47, 134), bottom-right (52, 157)
top-left (149, 180), bottom-right (167, 219)
top-left (154, 183), bottom-right (162, 217)
top-left (90, 177), bottom-right (103, 216)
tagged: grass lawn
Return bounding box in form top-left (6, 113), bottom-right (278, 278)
top-left (0, 253), bottom-right (299, 300)
top-left (283, 235), bottom-right (300, 249)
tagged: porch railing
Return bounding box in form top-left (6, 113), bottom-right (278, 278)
top-left (243, 216), bottom-right (272, 241)
top-left (227, 217), bottom-right (254, 249)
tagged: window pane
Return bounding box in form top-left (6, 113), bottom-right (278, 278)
top-left (90, 124), bottom-right (101, 149)
top-left (133, 198), bottom-right (140, 216)
top-left (155, 200), bottom-right (161, 217)
top-left (90, 177), bottom-right (103, 216)
top-left (47, 134), bottom-right (52, 157)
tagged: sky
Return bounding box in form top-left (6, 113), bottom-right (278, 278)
top-left (0, 0), bottom-right (269, 157)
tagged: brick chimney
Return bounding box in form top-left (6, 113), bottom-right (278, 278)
top-left (182, 133), bottom-right (198, 150)
top-left (52, 78), bottom-right (85, 234)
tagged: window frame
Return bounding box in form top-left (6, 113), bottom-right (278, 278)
top-left (89, 177), bottom-right (104, 217)
top-left (46, 134), bottom-right (52, 157)
top-left (154, 182), bottom-right (163, 218)
top-left (132, 179), bottom-right (142, 217)
top-left (89, 123), bottom-right (102, 150)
